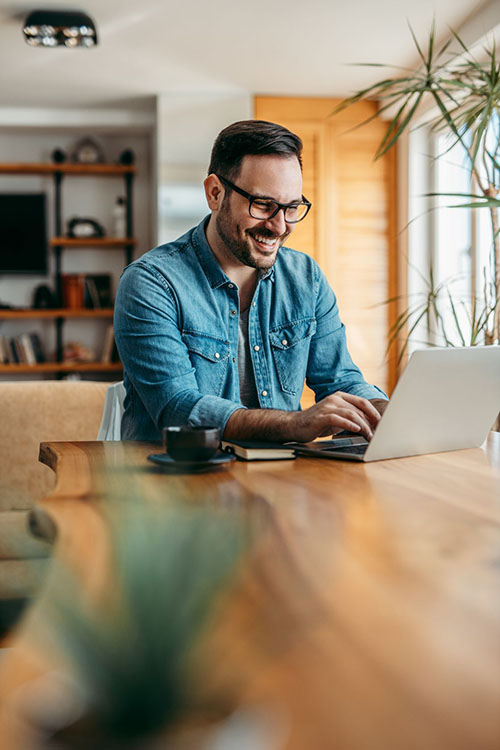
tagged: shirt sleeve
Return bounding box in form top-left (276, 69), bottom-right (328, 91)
top-left (305, 264), bottom-right (388, 402)
top-left (114, 262), bottom-right (244, 433)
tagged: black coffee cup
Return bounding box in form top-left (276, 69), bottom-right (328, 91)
top-left (162, 425), bottom-right (221, 462)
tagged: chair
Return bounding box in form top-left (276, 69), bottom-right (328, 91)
top-left (0, 381), bottom-right (108, 629)
top-left (97, 381), bottom-right (125, 440)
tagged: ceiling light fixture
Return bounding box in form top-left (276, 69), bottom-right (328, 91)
top-left (23, 9), bottom-right (98, 48)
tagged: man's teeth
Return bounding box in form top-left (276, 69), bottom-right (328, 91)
top-left (253, 235), bottom-right (276, 246)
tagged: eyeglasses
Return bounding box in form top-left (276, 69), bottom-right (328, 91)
top-left (218, 176), bottom-right (312, 223)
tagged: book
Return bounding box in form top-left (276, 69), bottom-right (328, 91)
top-left (85, 274), bottom-right (112, 309)
top-left (101, 324), bottom-right (116, 363)
top-left (29, 332), bottom-right (46, 363)
top-left (0, 336), bottom-right (9, 363)
top-left (84, 276), bottom-right (101, 308)
top-left (20, 333), bottom-right (36, 365)
top-left (62, 274), bottom-right (85, 309)
top-left (221, 440), bottom-right (296, 461)
top-left (9, 338), bottom-right (20, 363)
top-left (221, 436), bottom-right (369, 462)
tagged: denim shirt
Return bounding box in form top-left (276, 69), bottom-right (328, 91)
top-left (114, 217), bottom-right (387, 441)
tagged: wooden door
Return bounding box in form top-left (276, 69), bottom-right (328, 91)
top-left (254, 97), bottom-right (398, 400)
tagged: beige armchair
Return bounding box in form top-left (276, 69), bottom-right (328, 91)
top-left (0, 381), bottom-right (108, 626)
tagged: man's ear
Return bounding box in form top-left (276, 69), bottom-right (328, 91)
top-left (204, 174), bottom-right (225, 212)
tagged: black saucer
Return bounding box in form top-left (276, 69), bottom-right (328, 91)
top-left (147, 450), bottom-right (236, 473)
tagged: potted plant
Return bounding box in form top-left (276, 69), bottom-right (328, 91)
top-left (333, 23), bottom-right (500, 358)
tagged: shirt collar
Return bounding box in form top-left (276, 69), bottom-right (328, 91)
top-left (192, 216), bottom-right (275, 288)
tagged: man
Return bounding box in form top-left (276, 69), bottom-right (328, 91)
top-left (114, 120), bottom-right (388, 442)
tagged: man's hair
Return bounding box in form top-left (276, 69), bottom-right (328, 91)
top-left (208, 120), bottom-right (303, 181)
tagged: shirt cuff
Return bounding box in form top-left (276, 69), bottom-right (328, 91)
top-left (346, 384), bottom-right (389, 401)
top-left (187, 395), bottom-right (246, 432)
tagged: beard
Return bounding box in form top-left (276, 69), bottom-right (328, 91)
top-left (215, 196), bottom-right (290, 270)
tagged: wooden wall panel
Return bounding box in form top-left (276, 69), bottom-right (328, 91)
top-left (254, 96), bottom-right (398, 400)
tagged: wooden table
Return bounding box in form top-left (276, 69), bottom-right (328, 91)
top-left (1, 436), bottom-right (500, 749)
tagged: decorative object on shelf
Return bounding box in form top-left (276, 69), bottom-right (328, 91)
top-left (61, 274), bottom-right (85, 309)
top-left (23, 9), bottom-right (98, 48)
top-left (33, 284), bottom-right (56, 309)
top-left (51, 148), bottom-right (67, 164)
top-left (71, 137), bottom-right (105, 164)
top-left (112, 197), bottom-right (127, 237)
top-left (67, 217), bottom-right (105, 239)
top-left (119, 149), bottom-right (135, 165)
top-left (62, 341), bottom-right (95, 363)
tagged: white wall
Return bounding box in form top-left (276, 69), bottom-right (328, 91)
top-left (156, 92), bottom-right (252, 243)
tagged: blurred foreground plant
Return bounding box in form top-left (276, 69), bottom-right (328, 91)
top-left (24, 490), bottom-right (251, 748)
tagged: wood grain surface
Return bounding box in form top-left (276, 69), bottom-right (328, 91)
top-left (0, 437), bottom-right (499, 749)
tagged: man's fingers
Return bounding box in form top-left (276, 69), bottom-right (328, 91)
top-left (337, 392), bottom-right (381, 425)
top-left (325, 409), bottom-right (373, 440)
top-left (337, 409), bottom-right (373, 439)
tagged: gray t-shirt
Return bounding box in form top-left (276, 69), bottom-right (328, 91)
top-left (238, 307), bottom-right (260, 408)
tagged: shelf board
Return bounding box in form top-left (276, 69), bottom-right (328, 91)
top-left (50, 237), bottom-right (136, 248)
top-left (0, 163), bottom-right (135, 176)
top-left (0, 308), bottom-right (114, 319)
top-left (0, 362), bottom-right (123, 374)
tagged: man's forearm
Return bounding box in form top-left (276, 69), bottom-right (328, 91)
top-left (224, 408), bottom-right (296, 442)
top-left (224, 392), bottom-right (387, 443)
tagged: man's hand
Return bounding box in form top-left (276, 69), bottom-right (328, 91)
top-left (370, 398), bottom-right (389, 418)
top-left (294, 391), bottom-right (382, 442)
top-left (224, 391), bottom-right (385, 443)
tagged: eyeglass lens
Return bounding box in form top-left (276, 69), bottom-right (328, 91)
top-left (249, 198), bottom-right (309, 223)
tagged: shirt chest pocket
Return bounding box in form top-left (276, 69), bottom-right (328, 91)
top-left (181, 331), bottom-right (230, 396)
top-left (269, 318), bottom-right (317, 395)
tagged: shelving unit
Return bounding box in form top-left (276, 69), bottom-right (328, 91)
top-left (50, 237), bottom-right (136, 248)
top-left (0, 160), bottom-right (136, 375)
top-left (0, 309), bottom-right (114, 319)
top-left (0, 362), bottom-right (123, 374)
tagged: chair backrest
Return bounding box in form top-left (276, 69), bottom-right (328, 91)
top-left (97, 381), bottom-right (126, 440)
top-left (0, 381), bottom-right (108, 509)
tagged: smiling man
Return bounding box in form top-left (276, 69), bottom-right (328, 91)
top-left (114, 120), bottom-right (388, 443)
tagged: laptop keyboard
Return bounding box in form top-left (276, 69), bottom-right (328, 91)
top-left (322, 443), bottom-right (368, 455)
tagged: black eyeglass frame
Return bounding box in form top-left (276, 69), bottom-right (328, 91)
top-left (217, 175), bottom-right (312, 223)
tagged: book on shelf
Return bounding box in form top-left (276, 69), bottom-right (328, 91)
top-left (61, 274), bottom-right (85, 309)
top-left (0, 336), bottom-right (10, 363)
top-left (9, 338), bottom-right (20, 363)
top-left (29, 332), bottom-right (46, 363)
top-left (20, 333), bottom-right (36, 365)
top-left (0, 333), bottom-right (46, 365)
top-left (221, 440), bottom-right (297, 461)
top-left (84, 277), bottom-right (101, 308)
top-left (101, 324), bottom-right (119, 363)
top-left (85, 274), bottom-right (113, 309)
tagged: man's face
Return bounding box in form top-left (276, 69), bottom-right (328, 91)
top-left (215, 154), bottom-right (303, 270)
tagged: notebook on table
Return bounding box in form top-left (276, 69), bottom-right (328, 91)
top-left (221, 440), bottom-right (296, 461)
top-left (293, 346), bottom-right (500, 462)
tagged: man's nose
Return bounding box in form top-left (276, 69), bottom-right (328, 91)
top-left (264, 208), bottom-right (287, 235)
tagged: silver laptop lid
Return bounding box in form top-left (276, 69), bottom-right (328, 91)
top-left (364, 346), bottom-right (500, 461)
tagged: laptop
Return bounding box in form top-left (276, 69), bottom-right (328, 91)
top-left (293, 346), bottom-right (500, 462)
